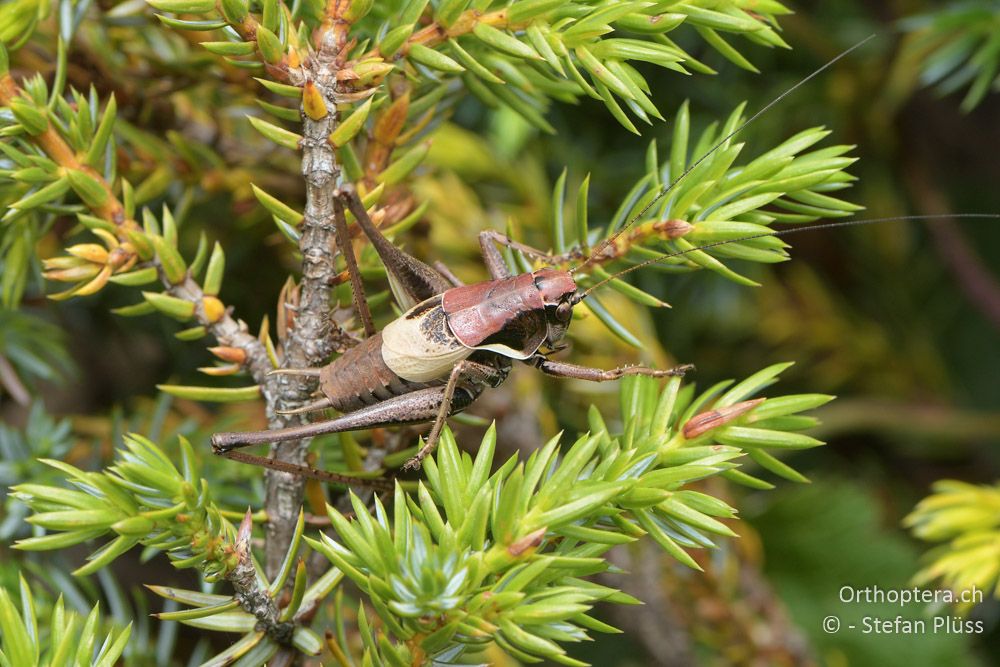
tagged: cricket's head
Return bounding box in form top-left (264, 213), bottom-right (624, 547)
top-left (533, 268), bottom-right (581, 346)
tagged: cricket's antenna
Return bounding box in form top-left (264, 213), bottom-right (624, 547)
top-left (572, 33), bottom-right (877, 275)
top-left (579, 214), bottom-right (1000, 298)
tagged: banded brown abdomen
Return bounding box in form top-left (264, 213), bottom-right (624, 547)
top-left (318, 332), bottom-right (433, 413)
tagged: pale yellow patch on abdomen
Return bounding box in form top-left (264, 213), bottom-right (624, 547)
top-left (381, 308), bottom-right (472, 383)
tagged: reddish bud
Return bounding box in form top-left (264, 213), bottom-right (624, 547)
top-left (209, 345), bottom-right (247, 364)
top-left (508, 527), bottom-right (547, 557)
top-left (235, 507), bottom-right (254, 560)
top-left (655, 219), bottom-right (694, 239)
top-left (683, 398), bottom-right (765, 439)
top-left (372, 93), bottom-right (409, 146)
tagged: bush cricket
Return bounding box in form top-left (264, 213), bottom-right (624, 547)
top-left (210, 36), bottom-right (996, 487)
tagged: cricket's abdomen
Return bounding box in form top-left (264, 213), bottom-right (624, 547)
top-left (380, 297), bottom-right (473, 382)
top-left (318, 332), bottom-right (435, 412)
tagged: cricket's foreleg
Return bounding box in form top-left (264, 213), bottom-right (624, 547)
top-left (210, 385), bottom-right (476, 453)
top-left (333, 197), bottom-right (375, 337)
top-left (530, 357), bottom-right (695, 382)
top-left (336, 184), bottom-right (452, 306)
top-left (403, 359), bottom-right (504, 470)
top-left (221, 450), bottom-right (393, 491)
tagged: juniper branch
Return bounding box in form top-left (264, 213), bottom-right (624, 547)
top-left (259, 6), bottom-right (357, 579)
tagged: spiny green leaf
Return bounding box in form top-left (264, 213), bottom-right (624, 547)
top-left (253, 77), bottom-right (302, 98)
top-left (155, 599), bottom-right (240, 621)
top-left (473, 23), bottom-right (539, 60)
top-left (251, 184), bottom-right (303, 224)
top-left (151, 236), bottom-right (187, 284)
top-left (111, 301), bottom-right (157, 317)
top-left (10, 177), bottom-right (70, 210)
top-left (0, 587), bottom-right (35, 667)
top-left (714, 426), bottom-right (823, 450)
top-left (147, 0), bottom-right (216, 11)
top-left (142, 291), bottom-right (195, 319)
top-left (343, 0), bottom-right (374, 22)
top-left (615, 12), bottom-right (686, 34)
top-left (584, 297), bottom-right (642, 347)
top-left (219, 0), bottom-right (248, 22)
top-left (247, 116), bottom-right (302, 150)
top-left (202, 40), bottom-right (257, 56)
top-left (109, 267), bottom-right (159, 286)
top-left (269, 511), bottom-right (306, 596)
top-left (256, 26), bottom-right (284, 64)
top-left (84, 94), bottom-right (117, 167)
top-left (408, 43), bottom-right (465, 73)
top-left (157, 384), bottom-right (261, 402)
top-left (695, 25), bottom-right (759, 72)
top-left (380, 24), bottom-right (414, 58)
top-left (376, 142), bottom-right (430, 185)
top-left (448, 38), bottom-right (504, 83)
top-left (175, 326), bottom-right (206, 341)
top-left (747, 449), bottom-right (809, 483)
top-left (203, 242), bottom-right (225, 296)
top-left (66, 169), bottom-right (108, 208)
top-left (434, 0), bottom-right (471, 27)
top-left (329, 97), bottom-right (373, 148)
top-left (508, 0), bottom-right (563, 23)
top-left (155, 15), bottom-right (228, 30)
top-left (10, 99), bottom-right (48, 135)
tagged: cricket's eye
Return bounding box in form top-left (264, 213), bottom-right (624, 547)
top-left (555, 301), bottom-right (572, 322)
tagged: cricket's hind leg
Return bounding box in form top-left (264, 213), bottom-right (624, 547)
top-left (211, 384), bottom-right (478, 453)
top-left (332, 196), bottom-right (376, 337)
top-left (213, 359), bottom-right (505, 477)
top-left (212, 390), bottom-right (453, 490)
top-left (336, 184), bottom-right (452, 307)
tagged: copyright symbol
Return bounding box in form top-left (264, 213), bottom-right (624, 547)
top-left (823, 616), bottom-right (840, 633)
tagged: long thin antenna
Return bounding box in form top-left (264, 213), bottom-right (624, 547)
top-left (573, 33), bottom-right (877, 275)
top-left (580, 214), bottom-right (1000, 298)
